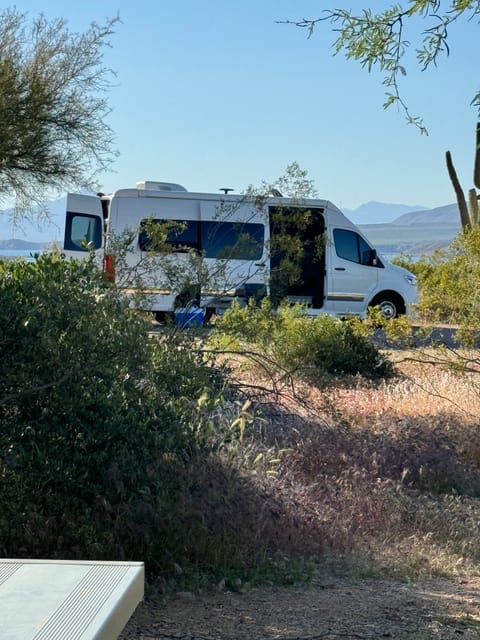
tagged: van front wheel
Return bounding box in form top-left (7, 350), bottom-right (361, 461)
top-left (369, 293), bottom-right (405, 320)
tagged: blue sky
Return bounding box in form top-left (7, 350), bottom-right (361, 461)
top-left (20, 1), bottom-right (478, 210)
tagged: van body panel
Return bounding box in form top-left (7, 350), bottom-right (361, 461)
top-left (327, 221), bottom-right (380, 315)
top-left (198, 200), bottom-right (268, 299)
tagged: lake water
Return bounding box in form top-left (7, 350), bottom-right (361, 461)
top-left (0, 249), bottom-right (39, 260)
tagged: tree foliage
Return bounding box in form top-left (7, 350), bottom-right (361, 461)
top-left (253, 161), bottom-right (318, 200)
top-left (0, 8), bottom-right (119, 213)
top-left (282, 2), bottom-right (480, 132)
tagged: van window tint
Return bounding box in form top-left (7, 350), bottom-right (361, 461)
top-left (334, 229), bottom-right (374, 265)
top-left (64, 212), bottom-right (102, 251)
top-left (139, 220), bottom-right (199, 252)
top-left (201, 221), bottom-right (264, 260)
top-left (139, 218), bottom-right (264, 260)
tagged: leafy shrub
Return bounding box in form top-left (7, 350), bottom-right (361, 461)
top-left (394, 229), bottom-right (480, 330)
top-left (0, 254), bottom-right (224, 566)
top-left (210, 298), bottom-right (393, 381)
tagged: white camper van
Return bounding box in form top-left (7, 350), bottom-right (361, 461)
top-left (62, 181), bottom-right (418, 320)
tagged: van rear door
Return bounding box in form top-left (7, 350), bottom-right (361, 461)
top-left (63, 194), bottom-right (103, 257)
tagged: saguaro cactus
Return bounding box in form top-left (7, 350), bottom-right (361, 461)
top-left (446, 122), bottom-right (480, 230)
top-left (474, 121), bottom-right (480, 192)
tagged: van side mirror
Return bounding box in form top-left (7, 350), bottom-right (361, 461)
top-left (362, 248), bottom-right (377, 266)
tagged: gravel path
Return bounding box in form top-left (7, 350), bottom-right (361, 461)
top-left (120, 577), bottom-right (480, 640)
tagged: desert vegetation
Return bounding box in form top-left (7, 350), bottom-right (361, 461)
top-left (2, 241), bottom-right (480, 595)
top-left (2, 6), bottom-right (480, 614)
top-left (196, 304), bottom-right (480, 587)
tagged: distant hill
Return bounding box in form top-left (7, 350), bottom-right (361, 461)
top-left (0, 238), bottom-right (46, 250)
top-left (359, 222), bottom-right (460, 256)
top-left (358, 202), bottom-right (462, 256)
top-left (344, 201), bottom-right (428, 225)
top-left (391, 203), bottom-right (460, 226)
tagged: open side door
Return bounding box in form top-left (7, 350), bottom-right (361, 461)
top-left (269, 206), bottom-right (326, 308)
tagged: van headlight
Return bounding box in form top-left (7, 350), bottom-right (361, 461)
top-left (404, 275), bottom-right (417, 286)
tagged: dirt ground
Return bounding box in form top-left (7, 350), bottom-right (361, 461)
top-left (120, 576), bottom-right (480, 639)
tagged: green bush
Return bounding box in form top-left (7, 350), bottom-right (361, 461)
top-left (394, 229), bottom-right (480, 331)
top-left (0, 254), bottom-right (223, 565)
top-left (211, 298), bottom-right (392, 381)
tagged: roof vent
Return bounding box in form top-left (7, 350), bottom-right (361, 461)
top-left (136, 181), bottom-right (187, 192)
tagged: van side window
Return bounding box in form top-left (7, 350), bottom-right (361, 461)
top-left (139, 219), bottom-right (264, 260)
top-left (139, 219), bottom-right (199, 252)
top-left (334, 229), bottom-right (380, 266)
top-left (201, 221), bottom-right (264, 260)
top-left (64, 212), bottom-right (102, 251)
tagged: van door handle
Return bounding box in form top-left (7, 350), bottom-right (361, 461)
top-left (334, 267), bottom-right (346, 271)
top-left (255, 262), bottom-right (265, 267)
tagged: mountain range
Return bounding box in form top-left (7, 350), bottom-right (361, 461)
top-left (356, 202), bottom-right (460, 256)
top-left (0, 197), bottom-right (462, 255)
top-left (343, 201), bottom-right (430, 225)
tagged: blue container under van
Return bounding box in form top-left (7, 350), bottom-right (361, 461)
top-left (174, 307), bottom-right (205, 328)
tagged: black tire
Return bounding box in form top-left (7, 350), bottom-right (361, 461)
top-left (203, 307), bottom-right (215, 324)
top-left (154, 310), bottom-right (174, 325)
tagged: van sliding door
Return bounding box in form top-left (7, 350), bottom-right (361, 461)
top-left (199, 201), bottom-right (267, 297)
top-left (268, 206), bottom-right (326, 308)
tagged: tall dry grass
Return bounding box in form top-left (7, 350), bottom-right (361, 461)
top-left (152, 352), bottom-right (480, 590)
top-left (193, 354), bottom-right (480, 583)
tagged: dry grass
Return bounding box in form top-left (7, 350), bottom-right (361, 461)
top-left (154, 351), bottom-right (480, 590)
top-left (198, 353), bottom-right (480, 583)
